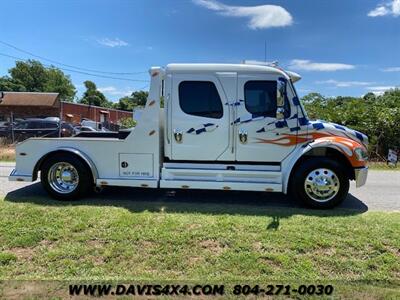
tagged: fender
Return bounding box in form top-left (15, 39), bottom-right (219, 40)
top-left (306, 136), bottom-right (366, 168)
top-left (33, 147), bottom-right (99, 183)
top-left (282, 135), bottom-right (366, 193)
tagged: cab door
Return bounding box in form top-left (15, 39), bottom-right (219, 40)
top-left (235, 74), bottom-right (297, 162)
top-left (170, 74), bottom-right (231, 161)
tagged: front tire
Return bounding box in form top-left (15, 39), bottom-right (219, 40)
top-left (290, 157), bottom-right (349, 209)
top-left (41, 153), bottom-right (92, 200)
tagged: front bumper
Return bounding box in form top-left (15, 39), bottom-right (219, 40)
top-left (354, 166), bottom-right (368, 188)
top-left (9, 169), bottom-right (34, 182)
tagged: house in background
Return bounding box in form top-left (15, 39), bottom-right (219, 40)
top-left (0, 92), bottom-right (133, 126)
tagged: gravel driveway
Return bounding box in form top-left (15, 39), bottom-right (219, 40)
top-left (1, 162), bottom-right (399, 211)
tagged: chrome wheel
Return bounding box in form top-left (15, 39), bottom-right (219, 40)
top-left (304, 168), bottom-right (340, 203)
top-left (48, 162), bottom-right (79, 194)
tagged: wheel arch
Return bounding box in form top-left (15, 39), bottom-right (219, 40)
top-left (284, 145), bottom-right (355, 193)
top-left (33, 148), bottom-right (98, 183)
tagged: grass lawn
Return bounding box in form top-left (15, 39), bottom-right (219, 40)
top-left (368, 161), bottom-right (400, 171)
top-left (0, 195), bottom-right (399, 298)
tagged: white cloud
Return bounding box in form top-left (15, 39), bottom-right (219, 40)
top-left (368, 0), bottom-right (400, 17)
top-left (288, 59), bottom-right (355, 72)
top-left (96, 38), bottom-right (129, 48)
top-left (382, 66), bottom-right (400, 72)
top-left (368, 6), bottom-right (390, 17)
top-left (193, 0), bottom-right (293, 29)
top-left (366, 86), bottom-right (396, 91)
top-left (366, 86), bottom-right (397, 95)
top-left (98, 86), bottom-right (133, 97)
top-left (316, 79), bottom-right (373, 87)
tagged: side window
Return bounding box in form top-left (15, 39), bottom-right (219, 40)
top-left (27, 122), bottom-right (41, 129)
top-left (244, 81), bottom-right (277, 117)
top-left (42, 122), bottom-right (58, 129)
top-left (179, 81), bottom-right (223, 119)
top-left (15, 122), bottom-right (28, 129)
top-left (28, 121), bottom-right (43, 129)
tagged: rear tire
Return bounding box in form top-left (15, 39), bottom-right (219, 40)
top-left (41, 153), bottom-right (92, 200)
top-left (290, 157), bottom-right (349, 209)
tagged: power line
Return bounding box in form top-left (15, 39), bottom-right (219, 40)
top-left (0, 52), bottom-right (149, 83)
top-left (0, 40), bottom-right (147, 76)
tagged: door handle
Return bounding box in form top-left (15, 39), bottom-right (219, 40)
top-left (173, 129), bottom-right (183, 143)
top-left (238, 129), bottom-right (248, 144)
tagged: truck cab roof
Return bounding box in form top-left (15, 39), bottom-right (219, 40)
top-left (165, 63), bottom-right (301, 82)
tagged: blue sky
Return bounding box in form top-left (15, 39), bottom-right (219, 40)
top-left (0, 0), bottom-right (399, 101)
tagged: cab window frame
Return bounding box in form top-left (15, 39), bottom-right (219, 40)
top-left (244, 80), bottom-right (278, 118)
top-left (178, 80), bottom-right (224, 119)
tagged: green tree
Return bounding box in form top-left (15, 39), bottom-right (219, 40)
top-left (301, 89), bottom-right (400, 159)
top-left (0, 76), bottom-right (26, 92)
top-left (115, 90), bottom-right (149, 111)
top-left (44, 68), bottom-right (76, 101)
top-left (79, 80), bottom-right (112, 107)
top-left (6, 60), bottom-right (76, 101)
top-left (119, 117), bottom-right (137, 129)
top-left (116, 96), bottom-right (134, 111)
top-left (131, 90), bottom-right (148, 107)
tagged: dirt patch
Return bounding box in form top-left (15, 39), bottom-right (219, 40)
top-left (253, 241), bottom-right (263, 252)
top-left (87, 239), bottom-right (106, 249)
top-left (9, 247), bottom-right (35, 261)
top-left (313, 247), bottom-right (337, 257)
top-left (188, 255), bottom-right (204, 266)
top-left (199, 239), bottom-right (226, 255)
top-left (385, 245), bottom-right (400, 257)
top-left (86, 255), bottom-right (105, 266)
top-left (1, 281), bottom-right (45, 300)
top-left (140, 240), bottom-right (156, 248)
top-left (258, 257), bottom-right (282, 269)
top-left (188, 223), bottom-right (202, 230)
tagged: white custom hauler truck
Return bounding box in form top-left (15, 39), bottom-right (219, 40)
top-left (9, 62), bottom-right (369, 208)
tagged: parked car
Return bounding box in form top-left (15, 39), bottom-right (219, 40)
top-left (0, 121), bottom-right (10, 128)
top-left (73, 125), bottom-right (97, 133)
top-left (1, 118), bottom-right (74, 142)
top-left (0, 122), bottom-right (14, 138)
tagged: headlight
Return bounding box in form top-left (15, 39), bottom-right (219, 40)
top-left (354, 147), bottom-right (368, 161)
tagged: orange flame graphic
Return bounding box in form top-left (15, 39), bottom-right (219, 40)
top-left (255, 132), bottom-right (331, 146)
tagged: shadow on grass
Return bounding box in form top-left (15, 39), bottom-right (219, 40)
top-left (4, 182), bottom-right (368, 223)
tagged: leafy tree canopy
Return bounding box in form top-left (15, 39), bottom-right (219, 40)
top-left (0, 76), bottom-right (26, 92)
top-left (79, 80), bottom-right (113, 108)
top-left (2, 60), bottom-right (76, 101)
top-left (302, 89), bottom-right (400, 158)
top-left (114, 90), bottom-right (149, 111)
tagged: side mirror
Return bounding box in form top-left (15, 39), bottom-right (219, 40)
top-left (276, 107), bottom-right (285, 120)
top-left (276, 79), bottom-right (286, 120)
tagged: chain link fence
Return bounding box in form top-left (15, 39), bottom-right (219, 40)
top-left (0, 112), bottom-right (121, 178)
top-left (0, 112), bottom-right (120, 146)
top-left (0, 113), bottom-right (64, 144)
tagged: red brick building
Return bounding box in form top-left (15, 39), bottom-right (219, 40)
top-left (61, 102), bottom-right (132, 125)
top-left (0, 92), bottom-right (132, 126)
